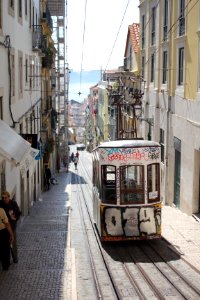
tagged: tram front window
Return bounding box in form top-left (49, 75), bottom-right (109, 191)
top-left (120, 165), bottom-right (144, 204)
top-left (101, 165), bottom-right (116, 204)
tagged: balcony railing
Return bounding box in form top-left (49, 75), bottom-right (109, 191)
top-left (32, 25), bottom-right (44, 51)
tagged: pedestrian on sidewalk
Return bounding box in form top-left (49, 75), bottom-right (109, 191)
top-left (70, 152), bottom-right (74, 162)
top-left (63, 155), bottom-right (68, 168)
top-left (0, 207), bottom-right (15, 270)
top-left (74, 156), bottom-right (78, 170)
top-left (0, 191), bottom-right (21, 264)
top-left (44, 165), bottom-right (51, 190)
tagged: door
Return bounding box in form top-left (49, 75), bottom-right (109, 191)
top-left (174, 149), bottom-right (181, 208)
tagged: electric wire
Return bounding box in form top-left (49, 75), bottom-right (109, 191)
top-left (143, 0), bottom-right (199, 69)
top-left (79, 0), bottom-right (88, 97)
top-left (103, 0), bottom-right (160, 74)
top-left (103, 0), bottom-right (131, 73)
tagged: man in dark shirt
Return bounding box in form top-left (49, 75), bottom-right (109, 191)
top-left (0, 191), bottom-right (21, 263)
top-left (44, 165), bottom-right (51, 190)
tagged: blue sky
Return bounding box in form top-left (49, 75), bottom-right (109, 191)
top-left (68, 70), bottom-right (101, 102)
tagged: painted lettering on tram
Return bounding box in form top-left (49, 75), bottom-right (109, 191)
top-left (102, 206), bottom-right (161, 237)
top-left (99, 147), bottom-right (160, 162)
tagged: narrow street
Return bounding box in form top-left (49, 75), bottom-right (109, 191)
top-left (0, 172), bottom-right (73, 300)
top-left (1, 152), bottom-right (200, 299)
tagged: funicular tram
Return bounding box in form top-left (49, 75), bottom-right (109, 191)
top-left (92, 139), bottom-right (161, 241)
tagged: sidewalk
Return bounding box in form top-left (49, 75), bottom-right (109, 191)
top-left (162, 205), bottom-right (200, 271)
top-left (0, 170), bottom-right (75, 300)
top-left (0, 170), bottom-right (200, 299)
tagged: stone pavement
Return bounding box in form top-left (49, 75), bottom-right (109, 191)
top-left (0, 171), bottom-right (76, 300)
top-left (162, 205), bottom-right (200, 271)
top-left (0, 169), bottom-right (200, 299)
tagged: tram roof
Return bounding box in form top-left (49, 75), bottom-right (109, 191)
top-left (94, 139), bottom-right (160, 150)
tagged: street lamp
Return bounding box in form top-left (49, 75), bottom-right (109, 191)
top-left (139, 117), bottom-right (154, 140)
top-left (133, 104), bottom-right (154, 140)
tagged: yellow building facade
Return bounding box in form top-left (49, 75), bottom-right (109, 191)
top-left (139, 0), bottom-right (200, 215)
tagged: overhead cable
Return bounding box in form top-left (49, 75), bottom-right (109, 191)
top-left (79, 0), bottom-right (88, 96)
top-left (104, 0), bottom-right (131, 73)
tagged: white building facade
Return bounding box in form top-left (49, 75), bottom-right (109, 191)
top-left (139, 0), bottom-right (200, 216)
top-left (0, 0), bottom-right (42, 216)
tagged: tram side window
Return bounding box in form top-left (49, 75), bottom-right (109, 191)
top-left (120, 165), bottom-right (144, 204)
top-left (147, 163), bottom-right (160, 203)
top-left (101, 165), bottom-right (116, 204)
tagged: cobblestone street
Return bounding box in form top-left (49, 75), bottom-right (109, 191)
top-left (0, 172), bottom-right (72, 300)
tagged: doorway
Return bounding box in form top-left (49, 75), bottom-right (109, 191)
top-left (173, 137), bottom-right (181, 208)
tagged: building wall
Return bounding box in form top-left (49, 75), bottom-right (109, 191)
top-left (0, 0), bottom-right (41, 214)
top-left (140, 0), bottom-right (200, 215)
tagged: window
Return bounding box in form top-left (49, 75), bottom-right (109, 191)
top-left (160, 129), bottom-right (165, 163)
top-left (141, 55), bottom-right (145, 80)
top-left (178, 47), bottom-right (184, 85)
top-left (120, 165), bottom-right (144, 204)
top-left (25, 58), bottom-right (28, 84)
top-left (19, 123), bottom-right (23, 134)
top-left (151, 7), bottom-right (156, 45)
top-left (163, 0), bottom-right (168, 41)
top-left (199, 38), bottom-right (200, 89)
top-left (147, 163), bottom-right (160, 203)
top-left (162, 50), bottom-right (168, 84)
top-left (11, 54), bottom-right (15, 97)
top-left (29, 57), bottom-right (33, 90)
top-left (25, 0), bottom-right (27, 16)
top-left (35, 60), bottom-right (38, 87)
top-left (29, 0), bottom-right (31, 28)
top-left (32, 5), bottom-right (34, 27)
top-left (0, 0), bottom-right (2, 30)
top-left (150, 53), bottom-right (154, 82)
top-left (0, 96), bottom-right (3, 119)
top-left (18, 53), bottom-right (23, 95)
top-left (8, 0), bottom-right (15, 17)
top-left (0, 162), bottom-right (6, 195)
top-left (129, 47), bottom-right (132, 70)
top-left (179, 0), bottom-right (185, 36)
top-left (18, 0), bottom-right (22, 18)
top-left (9, 0), bottom-right (14, 9)
top-left (101, 165), bottom-right (116, 204)
top-left (142, 15), bottom-right (145, 49)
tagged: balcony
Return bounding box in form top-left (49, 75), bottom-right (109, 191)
top-left (42, 55), bottom-right (53, 68)
top-left (41, 45), bottom-right (55, 68)
top-left (32, 25), bottom-right (44, 52)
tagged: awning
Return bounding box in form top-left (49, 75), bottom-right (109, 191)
top-left (0, 120), bottom-right (38, 165)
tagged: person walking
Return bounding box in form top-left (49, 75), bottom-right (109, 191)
top-left (0, 191), bottom-right (20, 264)
top-left (74, 156), bottom-right (78, 170)
top-left (0, 207), bottom-right (14, 271)
top-left (70, 152), bottom-right (74, 163)
top-left (44, 165), bottom-right (51, 190)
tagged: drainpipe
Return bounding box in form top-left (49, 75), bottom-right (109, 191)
top-left (164, 2), bottom-right (173, 205)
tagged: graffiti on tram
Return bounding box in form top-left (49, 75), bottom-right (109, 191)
top-left (99, 147), bottom-right (160, 162)
top-left (101, 205), bottom-right (161, 239)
